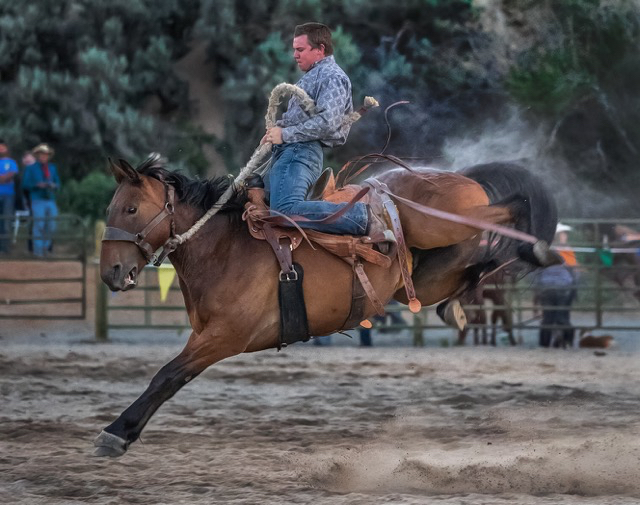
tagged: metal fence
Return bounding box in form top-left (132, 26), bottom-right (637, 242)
top-left (96, 218), bottom-right (640, 343)
top-left (0, 213), bottom-right (88, 320)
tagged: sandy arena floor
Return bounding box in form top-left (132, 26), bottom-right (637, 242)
top-left (1, 340), bottom-right (640, 504)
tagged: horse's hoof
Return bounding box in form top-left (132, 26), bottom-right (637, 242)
top-left (93, 430), bottom-right (128, 458)
top-left (518, 240), bottom-right (563, 267)
top-left (437, 299), bottom-right (467, 331)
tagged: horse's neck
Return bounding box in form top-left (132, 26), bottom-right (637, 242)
top-left (168, 205), bottom-right (243, 281)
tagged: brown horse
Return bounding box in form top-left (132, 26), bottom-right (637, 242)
top-left (94, 157), bottom-right (557, 457)
top-left (457, 282), bottom-right (515, 346)
top-left (599, 224), bottom-right (640, 302)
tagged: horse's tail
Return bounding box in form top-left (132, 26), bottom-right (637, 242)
top-left (459, 161), bottom-right (558, 266)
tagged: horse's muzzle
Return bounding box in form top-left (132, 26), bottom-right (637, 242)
top-left (102, 264), bottom-right (138, 291)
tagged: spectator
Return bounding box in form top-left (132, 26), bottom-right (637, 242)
top-left (20, 152), bottom-right (36, 252)
top-left (21, 143), bottom-right (60, 256)
top-left (533, 223), bottom-right (579, 348)
top-left (0, 139), bottom-right (19, 253)
top-left (19, 152), bottom-right (35, 212)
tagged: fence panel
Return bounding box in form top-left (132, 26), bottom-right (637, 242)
top-left (98, 218), bottom-right (640, 343)
top-left (0, 214), bottom-right (88, 320)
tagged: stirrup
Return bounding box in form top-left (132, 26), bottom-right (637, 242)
top-left (436, 299), bottom-right (467, 331)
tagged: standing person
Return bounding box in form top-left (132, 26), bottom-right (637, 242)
top-left (533, 223), bottom-right (579, 348)
top-left (20, 152), bottom-right (37, 252)
top-left (20, 151), bottom-right (36, 212)
top-left (21, 143), bottom-right (60, 256)
top-left (0, 140), bottom-right (19, 253)
top-left (261, 22), bottom-right (390, 240)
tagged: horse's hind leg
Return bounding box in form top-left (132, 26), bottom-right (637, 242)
top-left (94, 331), bottom-right (247, 457)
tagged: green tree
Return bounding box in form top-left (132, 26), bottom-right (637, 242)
top-left (507, 0), bottom-right (640, 190)
top-left (0, 0), bottom-right (205, 187)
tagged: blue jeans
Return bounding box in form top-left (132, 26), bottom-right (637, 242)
top-left (31, 199), bottom-right (58, 256)
top-left (0, 194), bottom-right (14, 252)
top-left (268, 142), bottom-right (368, 235)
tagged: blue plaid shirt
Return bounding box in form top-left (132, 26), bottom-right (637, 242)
top-left (277, 56), bottom-right (353, 147)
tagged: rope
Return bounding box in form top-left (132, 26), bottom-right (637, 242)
top-left (171, 83), bottom-right (377, 246)
top-left (173, 83), bottom-right (315, 245)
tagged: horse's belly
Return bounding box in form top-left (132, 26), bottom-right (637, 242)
top-left (296, 245), bottom-right (401, 334)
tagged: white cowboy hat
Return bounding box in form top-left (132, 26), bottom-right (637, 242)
top-left (556, 223), bottom-right (572, 233)
top-left (32, 143), bottom-right (55, 156)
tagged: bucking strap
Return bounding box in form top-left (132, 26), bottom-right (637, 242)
top-left (278, 263), bottom-right (310, 348)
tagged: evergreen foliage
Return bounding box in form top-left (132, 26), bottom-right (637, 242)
top-left (196, 0), bottom-right (489, 168)
top-left (0, 0), bottom-right (639, 219)
top-left (507, 0), bottom-right (640, 190)
top-left (0, 0), bottom-right (203, 187)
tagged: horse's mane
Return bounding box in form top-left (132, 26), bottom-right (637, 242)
top-left (136, 156), bottom-right (248, 215)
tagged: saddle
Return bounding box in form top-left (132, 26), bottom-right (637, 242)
top-left (241, 172), bottom-right (420, 338)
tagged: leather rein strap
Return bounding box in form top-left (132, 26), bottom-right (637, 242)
top-left (102, 184), bottom-right (177, 266)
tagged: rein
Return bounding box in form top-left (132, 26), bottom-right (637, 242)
top-left (366, 178), bottom-right (540, 245)
top-left (102, 183), bottom-right (177, 266)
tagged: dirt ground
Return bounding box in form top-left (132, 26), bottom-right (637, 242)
top-left (2, 342), bottom-right (640, 505)
top-left (2, 261), bottom-right (640, 504)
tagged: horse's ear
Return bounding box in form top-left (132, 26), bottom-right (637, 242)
top-left (118, 159), bottom-right (141, 183)
top-left (109, 158), bottom-right (141, 184)
top-left (109, 158), bottom-right (127, 184)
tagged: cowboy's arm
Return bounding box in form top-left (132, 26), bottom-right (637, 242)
top-left (280, 75), bottom-right (349, 143)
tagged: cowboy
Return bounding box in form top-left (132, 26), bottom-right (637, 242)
top-left (261, 22), bottom-right (389, 239)
top-left (21, 143), bottom-right (61, 256)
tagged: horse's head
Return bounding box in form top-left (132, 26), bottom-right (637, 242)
top-left (100, 158), bottom-right (175, 291)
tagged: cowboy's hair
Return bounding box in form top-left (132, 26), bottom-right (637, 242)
top-left (294, 22), bottom-right (333, 56)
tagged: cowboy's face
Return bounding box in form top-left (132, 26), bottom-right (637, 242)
top-left (36, 152), bottom-right (51, 164)
top-left (293, 35), bottom-right (325, 72)
top-left (0, 144), bottom-right (8, 156)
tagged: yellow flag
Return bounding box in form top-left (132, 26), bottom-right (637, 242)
top-left (157, 264), bottom-right (176, 302)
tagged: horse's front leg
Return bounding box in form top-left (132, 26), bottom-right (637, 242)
top-left (93, 331), bottom-right (245, 457)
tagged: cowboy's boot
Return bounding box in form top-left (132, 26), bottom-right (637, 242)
top-left (365, 191), bottom-right (396, 253)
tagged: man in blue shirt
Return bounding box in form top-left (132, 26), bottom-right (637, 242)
top-left (0, 140), bottom-right (19, 253)
top-left (22, 143), bottom-right (61, 256)
top-left (261, 23), bottom-right (388, 239)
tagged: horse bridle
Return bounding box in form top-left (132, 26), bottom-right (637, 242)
top-left (102, 182), bottom-right (177, 266)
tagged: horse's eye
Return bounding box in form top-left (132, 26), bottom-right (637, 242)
top-left (127, 207), bottom-right (137, 214)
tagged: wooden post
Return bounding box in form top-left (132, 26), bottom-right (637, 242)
top-left (95, 264), bottom-right (109, 341)
top-left (413, 310), bottom-right (424, 347)
top-left (93, 220), bottom-right (108, 341)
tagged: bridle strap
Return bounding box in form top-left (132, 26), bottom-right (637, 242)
top-left (102, 184), bottom-right (176, 265)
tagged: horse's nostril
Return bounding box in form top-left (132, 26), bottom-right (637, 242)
top-left (112, 264), bottom-right (122, 282)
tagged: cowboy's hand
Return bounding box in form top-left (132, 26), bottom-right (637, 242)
top-left (263, 127), bottom-right (283, 145)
